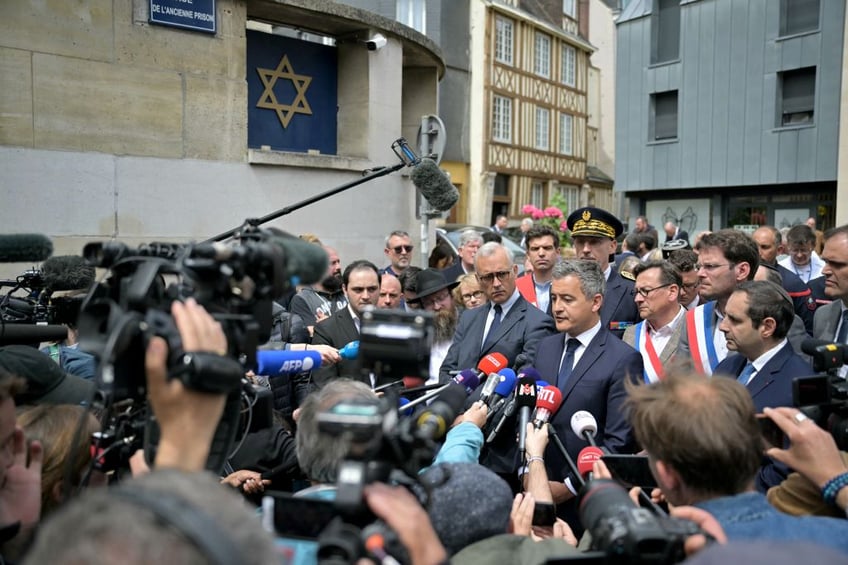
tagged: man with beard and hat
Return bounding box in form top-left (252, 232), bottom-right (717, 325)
top-left (409, 269), bottom-right (462, 384)
top-left (289, 245), bottom-right (348, 337)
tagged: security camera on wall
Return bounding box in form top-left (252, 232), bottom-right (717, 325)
top-left (366, 33), bottom-right (387, 51)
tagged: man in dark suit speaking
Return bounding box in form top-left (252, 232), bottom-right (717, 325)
top-left (532, 260), bottom-right (643, 513)
top-left (439, 243), bottom-right (555, 382)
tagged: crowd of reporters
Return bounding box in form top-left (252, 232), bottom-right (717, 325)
top-left (1, 216), bottom-right (848, 564)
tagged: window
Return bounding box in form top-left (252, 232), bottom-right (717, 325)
top-left (396, 0), bottom-right (426, 34)
top-left (651, 0), bottom-right (680, 64)
top-left (534, 32), bottom-right (551, 78)
top-left (531, 182), bottom-right (544, 209)
top-left (563, 0), bottom-right (576, 18)
top-left (779, 67), bottom-right (816, 126)
top-left (559, 113), bottom-right (573, 155)
top-left (494, 174), bottom-right (510, 197)
top-left (780, 0), bottom-right (820, 36)
top-left (556, 184), bottom-right (580, 213)
top-left (535, 107), bottom-right (550, 150)
top-left (492, 95), bottom-right (513, 142)
top-left (651, 90), bottom-right (678, 140)
top-left (561, 44), bottom-right (576, 86)
top-left (495, 16), bottom-right (514, 65)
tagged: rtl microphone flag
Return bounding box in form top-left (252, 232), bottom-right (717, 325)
top-left (533, 386), bottom-right (563, 429)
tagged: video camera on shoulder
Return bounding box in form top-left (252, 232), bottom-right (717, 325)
top-left (792, 339), bottom-right (848, 449)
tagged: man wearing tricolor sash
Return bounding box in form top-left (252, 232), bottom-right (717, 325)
top-left (676, 230), bottom-right (759, 375)
top-left (676, 230), bottom-right (809, 375)
top-left (623, 261), bottom-right (686, 383)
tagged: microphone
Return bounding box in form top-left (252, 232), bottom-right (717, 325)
top-left (410, 158), bottom-right (459, 212)
top-left (516, 376), bottom-right (538, 456)
top-left (453, 369), bottom-right (481, 395)
top-left (571, 410), bottom-right (600, 448)
top-left (577, 446), bottom-right (605, 480)
top-left (490, 368), bottom-right (517, 404)
top-left (0, 324), bottom-right (68, 346)
top-left (801, 339), bottom-right (848, 363)
top-left (535, 380), bottom-right (550, 392)
top-left (474, 352), bottom-right (508, 381)
top-left (0, 234), bottom-right (53, 263)
top-left (546, 425), bottom-right (585, 489)
top-left (414, 383), bottom-right (467, 441)
top-left (533, 386), bottom-right (563, 429)
top-left (339, 341), bottom-right (359, 360)
top-left (398, 397), bottom-right (413, 416)
top-left (265, 233), bottom-right (330, 287)
top-left (478, 373), bottom-right (501, 404)
top-left (255, 350), bottom-right (322, 377)
top-left (40, 255), bottom-right (95, 291)
top-left (399, 370), bottom-right (480, 413)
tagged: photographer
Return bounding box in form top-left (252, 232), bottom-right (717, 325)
top-left (625, 371), bottom-right (848, 554)
top-left (22, 298), bottom-right (280, 564)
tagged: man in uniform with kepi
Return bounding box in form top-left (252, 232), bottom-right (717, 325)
top-left (566, 207), bottom-right (639, 338)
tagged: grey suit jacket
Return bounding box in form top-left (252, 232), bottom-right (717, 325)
top-left (439, 293), bottom-right (556, 382)
top-left (622, 312), bottom-right (685, 367)
top-left (813, 300), bottom-right (844, 342)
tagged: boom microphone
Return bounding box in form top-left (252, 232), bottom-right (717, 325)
top-left (533, 386), bottom-right (563, 429)
top-left (571, 410), bottom-right (601, 448)
top-left (0, 324), bottom-right (69, 346)
top-left (0, 234), bottom-right (53, 263)
top-left (41, 255), bottom-right (95, 291)
top-left (255, 350), bottom-right (322, 377)
top-left (411, 158), bottom-right (459, 212)
top-left (516, 376), bottom-right (538, 457)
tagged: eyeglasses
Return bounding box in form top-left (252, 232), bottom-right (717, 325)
top-left (631, 283), bottom-right (673, 298)
top-left (461, 290), bottom-right (486, 301)
top-left (390, 245), bottom-right (414, 254)
top-left (695, 263), bottom-right (731, 272)
top-left (420, 289), bottom-right (452, 309)
top-left (477, 270), bottom-right (512, 284)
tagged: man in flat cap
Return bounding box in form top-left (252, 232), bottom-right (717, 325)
top-left (566, 207), bottom-right (640, 338)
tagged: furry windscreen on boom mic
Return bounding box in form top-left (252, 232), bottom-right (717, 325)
top-left (411, 158), bottom-right (460, 212)
top-left (0, 234), bottom-right (53, 263)
top-left (41, 255), bottom-right (96, 291)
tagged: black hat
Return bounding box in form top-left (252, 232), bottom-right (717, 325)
top-left (0, 345), bottom-right (95, 405)
top-left (566, 207), bottom-right (624, 240)
top-left (411, 268), bottom-right (460, 302)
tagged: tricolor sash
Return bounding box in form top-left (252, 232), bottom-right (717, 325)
top-left (633, 321), bottom-right (663, 383)
top-left (685, 301), bottom-right (719, 375)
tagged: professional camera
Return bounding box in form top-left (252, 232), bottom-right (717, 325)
top-left (0, 259), bottom-right (92, 347)
top-left (76, 223), bottom-right (325, 474)
top-left (793, 340), bottom-right (848, 449)
top-left (565, 479), bottom-right (702, 564)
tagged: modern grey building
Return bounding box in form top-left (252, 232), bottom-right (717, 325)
top-left (615, 0), bottom-right (844, 235)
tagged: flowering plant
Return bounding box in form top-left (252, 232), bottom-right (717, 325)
top-left (521, 192), bottom-right (571, 245)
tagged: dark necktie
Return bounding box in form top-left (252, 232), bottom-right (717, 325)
top-left (483, 304), bottom-right (503, 350)
top-left (737, 362), bottom-right (756, 386)
top-left (837, 310), bottom-right (848, 344)
top-left (557, 338), bottom-right (581, 389)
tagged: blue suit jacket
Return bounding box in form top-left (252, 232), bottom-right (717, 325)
top-left (714, 343), bottom-right (812, 491)
top-left (439, 294), bottom-right (556, 383)
top-left (533, 326), bottom-right (644, 482)
top-left (601, 269), bottom-right (640, 338)
top-left (713, 343), bottom-right (812, 412)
